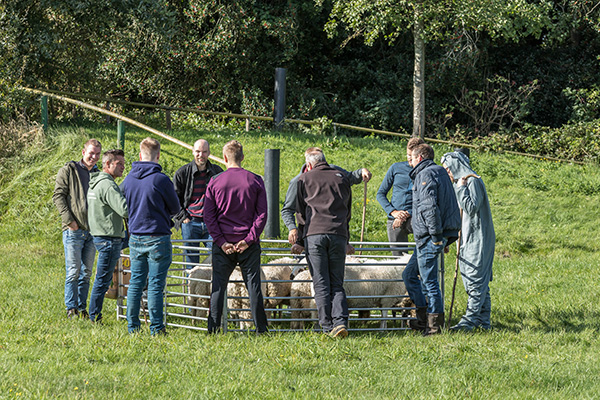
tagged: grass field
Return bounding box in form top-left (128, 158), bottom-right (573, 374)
top-left (1, 121), bottom-right (599, 399)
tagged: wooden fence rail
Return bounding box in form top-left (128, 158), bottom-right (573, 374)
top-left (19, 87), bottom-right (586, 165)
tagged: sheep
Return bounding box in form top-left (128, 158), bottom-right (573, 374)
top-left (290, 269), bottom-right (316, 329)
top-left (290, 255), bottom-right (412, 329)
top-left (261, 259), bottom-right (293, 319)
top-left (187, 265), bottom-right (212, 318)
top-left (226, 267), bottom-right (267, 329)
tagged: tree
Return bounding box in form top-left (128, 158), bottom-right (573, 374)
top-left (320, 0), bottom-right (553, 138)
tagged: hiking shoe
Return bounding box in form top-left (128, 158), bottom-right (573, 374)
top-left (66, 309), bottom-right (79, 319)
top-left (79, 310), bottom-right (89, 320)
top-left (329, 325), bottom-right (348, 338)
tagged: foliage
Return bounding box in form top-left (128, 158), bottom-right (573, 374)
top-left (455, 75), bottom-right (539, 136)
top-left (563, 85), bottom-right (600, 123)
top-left (1, 0), bottom-right (600, 142)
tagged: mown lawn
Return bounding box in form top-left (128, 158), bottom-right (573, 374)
top-left (1, 121), bottom-right (599, 399)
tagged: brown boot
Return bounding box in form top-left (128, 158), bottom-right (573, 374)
top-left (409, 307), bottom-right (427, 332)
top-left (425, 313), bottom-right (445, 336)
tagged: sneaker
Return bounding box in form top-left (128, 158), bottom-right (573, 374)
top-left (90, 315), bottom-right (103, 325)
top-left (329, 325), bottom-right (348, 338)
top-left (79, 310), bottom-right (89, 320)
top-left (66, 309), bottom-right (79, 319)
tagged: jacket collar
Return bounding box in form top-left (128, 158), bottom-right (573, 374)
top-left (409, 158), bottom-right (436, 180)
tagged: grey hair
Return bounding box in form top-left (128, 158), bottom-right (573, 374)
top-left (305, 150), bottom-right (326, 166)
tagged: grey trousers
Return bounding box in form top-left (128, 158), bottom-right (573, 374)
top-left (386, 217), bottom-right (412, 256)
top-left (305, 234), bottom-right (349, 332)
top-left (207, 243), bottom-right (268, 333)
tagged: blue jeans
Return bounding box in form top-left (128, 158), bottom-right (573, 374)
top-left (402, 237), bottom-right (446, 314)
top-left (305, 234), bottom-right (349, 332)
top-left (181, 219), bottom-right (212, 267)
top-left (126, 235), bottom-right (172, 334)
top-left (63, 229), bottom-right (96, 311)
top-left (89, 236), bottom-right (123, 322)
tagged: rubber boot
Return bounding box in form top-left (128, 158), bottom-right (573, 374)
top-left (424, 313), bottom-right (445, 336)
top-left (409, 307), bottom-right (427, 332)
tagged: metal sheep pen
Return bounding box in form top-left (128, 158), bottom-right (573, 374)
top-left (114, 239), bottom-right (445, 333)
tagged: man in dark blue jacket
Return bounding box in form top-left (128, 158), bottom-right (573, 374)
top-left (121, 138), bottom-right (180, 335)
top-left (402, 143), bottom-right (461, 335)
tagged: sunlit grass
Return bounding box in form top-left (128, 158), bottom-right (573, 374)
top-left (1, 122), bottom-right (599, 398)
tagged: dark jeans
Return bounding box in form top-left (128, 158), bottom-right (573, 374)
top-left (89, 236), bottom-right (123, 322)
top-left (181, 219), bottom-right (212, 267)
top-left (305, 234), bottom-right (349, 332)
top-left (207, 243), bottom-right (268, 333)
top-left (402, 237), bottom-right (446, 314)
top-left (127, 235), bottom-right (172, 335)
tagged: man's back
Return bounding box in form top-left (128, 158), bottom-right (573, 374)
top-left (121, 161), bottom-right (180, 236)
top-left (296, 162), bottom-right (352, 240)
top-left (204, 168), bottom-right (267, 247)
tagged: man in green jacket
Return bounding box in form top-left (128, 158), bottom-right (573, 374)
top-left (87, 149), bottom-right (128, 323)
top-left (53, 139), bottom-right (102, 319)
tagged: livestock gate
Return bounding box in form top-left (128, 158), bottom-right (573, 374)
top-left (114, 239), bottom-right (445, 333)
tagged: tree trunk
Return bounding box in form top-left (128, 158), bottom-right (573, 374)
top-left (413, 2), bottom-right (425, 138)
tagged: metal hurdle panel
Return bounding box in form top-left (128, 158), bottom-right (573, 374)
top-left (114, 239), bottom-right (445, 333)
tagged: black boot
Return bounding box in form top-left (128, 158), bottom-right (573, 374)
top-left (424, 313), bottom-right (445, 336)
top-left (409, 307), bottom-right (427, 332)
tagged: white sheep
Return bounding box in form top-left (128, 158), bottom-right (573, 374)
top-left (187, 265), bottom-right (212, 318)
top-left (290, 269), bottom-right (316, 329)
top-left (226, 267), bottom-right (267, 329)
top-left (290, 255), bottom-right (411, 329)
top-left (262, 259), bottom-right (293, 319)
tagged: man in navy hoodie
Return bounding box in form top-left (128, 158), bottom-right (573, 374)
top-left (121, 138), bottom-right (180, 335)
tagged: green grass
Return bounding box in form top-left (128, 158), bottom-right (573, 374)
top-left (1, 121), bottom-right (600, 399)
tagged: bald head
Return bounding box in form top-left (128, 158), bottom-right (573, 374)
top-left (193, 139), bottom-right (210, 170)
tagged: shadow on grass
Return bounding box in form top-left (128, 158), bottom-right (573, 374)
top-left (493, 307), bottom-right (600, 333)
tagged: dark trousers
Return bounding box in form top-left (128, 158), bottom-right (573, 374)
top-left (207, 243), bottom-right (268, 333)
top-left (305, 234), bottom-right (349, 332)
top-left (386, 217), bottom-right (412, 256)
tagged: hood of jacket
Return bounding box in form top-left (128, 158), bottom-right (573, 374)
top-left (89, 171), bottom-right (113, 190)
top-left (440, 151), bottom-right (475, 181)
top-left (128, 161), bottom-right (163, 180)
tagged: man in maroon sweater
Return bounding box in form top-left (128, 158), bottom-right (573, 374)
top-left (296, 147), bottom-right (352, 338)
top-left (204, 140), bottom-right (268, 333)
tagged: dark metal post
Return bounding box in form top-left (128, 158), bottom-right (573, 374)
top-left (264, 149), bottom-right (280, 238)
top-left (455, 147), bottom-right (471, 159)
top-left (117, 120), bottom-right (125, 150)
top-left (273, 68), bottom-right (286, 130)
top-left (41, 96), bottom-right (48, 132)
top-left (166, 110), bottom-right (172, 130)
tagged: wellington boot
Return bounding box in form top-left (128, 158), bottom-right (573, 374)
top-left (409, 307), bottom-right (427, 332)
top-left (424, 313), bottom-right (445, 336)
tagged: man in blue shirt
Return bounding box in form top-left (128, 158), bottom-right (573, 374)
top-left (377, 137), bottom-right (424, 256)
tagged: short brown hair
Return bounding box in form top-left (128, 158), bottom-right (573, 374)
top-left (84, 139), bottom-right (101, 150)
top-left (140, 137), bottom-right (160, 160)
top-left (413, 143), bottom-right (434, 161)
top-left (102, 149), bottom-right (125, 166)
top-left (407, 137), bottom-right (425, 151)
top-left (223, 140), bottom-right (244, 163)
